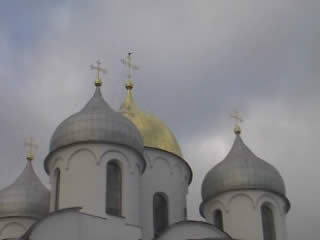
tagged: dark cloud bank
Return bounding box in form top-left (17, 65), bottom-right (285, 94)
top-left (0, 1), bottom-right (319, 239)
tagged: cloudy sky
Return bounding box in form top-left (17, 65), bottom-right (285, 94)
top-left (0, 1), bottom-right (319, 239)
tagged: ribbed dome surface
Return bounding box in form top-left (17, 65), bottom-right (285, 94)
top-left (120, 85), bottom-right (183, 158)
top-left (50, 87), bottom-right (144, 154)
top-left (202, 135), bottom-right (287, 203)
top-left (0, 161), bottom-right (49, 219)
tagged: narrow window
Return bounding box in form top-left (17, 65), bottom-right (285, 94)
top-left (261, 204), bottom-right (276, 240)
top-left (54, 168), bottom-right (60, 211)
top-left (153, 193), bottom-right (168, 238)
top-left (214, 209), bottom-right (223, 231)
top-left (106, 161), bottom-right (122, 216)
top-left (184, 207), bottom-right (188, 220)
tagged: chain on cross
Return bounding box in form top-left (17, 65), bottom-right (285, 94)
top-left (121, 53), bottom-right (139, 84)
top-left (231, 110), bottom-right (243, 134)
top-left (24, 137), bottom-right (38, 161)
top-left (90, 60), bottom-right (107, 87)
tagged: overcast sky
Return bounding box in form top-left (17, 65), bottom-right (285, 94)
top-left (0, 1), bottom-right (319, 239)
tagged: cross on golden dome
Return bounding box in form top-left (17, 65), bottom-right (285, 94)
top-left (90, 60), bottom-right (107, 87)
top-left (24, 137), bottom-right (38, 161)
top-left (231, 110), bottom-right (243, 135)
top-left (121, 52), bottom-right (139, 89)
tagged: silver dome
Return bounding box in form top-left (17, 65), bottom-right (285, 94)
top-left (49, 87), bottom-right (144, 155)
top-left (201, 135), bottom-right (289, 210)
top-left (0, 161), bottom-right (49, 219)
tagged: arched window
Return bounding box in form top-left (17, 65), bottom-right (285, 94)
top-left (184, 207), bottom-right (188, 220)
top-left (106, 161), bottom-right (122, 216)
top-left (153, 193), bottom-right (168, 238)
top-left (54, 168), bottom-right (60, 211)
top-left (261, 204), bottom-right (276, 240)
top-left (214, 209), bottom-right (223, 231)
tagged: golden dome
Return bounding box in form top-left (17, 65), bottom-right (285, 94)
top-left (120, 81), bottom-right (183, 158)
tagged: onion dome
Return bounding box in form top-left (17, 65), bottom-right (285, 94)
top-left (0, 159), bottom-right (49, 219)
top-left (49, 85), bottom-right (144, 155)
top-left (120, 80), bottom-right (183, 158)
top-left (201, 130), bottom-right (289, 211)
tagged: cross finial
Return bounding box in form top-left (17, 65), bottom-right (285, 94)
top-left (231, 110), bottom-right (243, 135)
top-left (121, 52), bottom-right (139, 90)
top-left (90, 60), bottom-right (107, 87)
top-left (24, 137), bottom-right (38, 161)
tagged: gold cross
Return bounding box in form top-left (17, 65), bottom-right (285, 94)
top-left (231, 110), bottom-right (243, 134)
top-left (121, 52), bottom-right (139, 82)
top-left (24, 137), bottom-right (38, 161)
top-left (90, 60), bottom-right (107, 87)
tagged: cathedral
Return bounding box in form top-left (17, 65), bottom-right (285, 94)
top-left (0, 55), bottom-right (290, 240)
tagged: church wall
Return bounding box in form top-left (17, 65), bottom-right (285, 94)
top-left (47, 143), bottom-right (144, 228)
top-left (141, 148), bottom-right (191, 240)
top-left (202, 190), bottom-right (288, 240)
top-left (0, 217), bottom-right (35, 239)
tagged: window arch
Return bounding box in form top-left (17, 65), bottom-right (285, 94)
top-left (214, 209), bottom-right (223, 231)
top-left (153, 192), bottom-right (169, 238)
top-left (54, 168), bottom-right (60, 211)
top-left (261, 204), bottom-right (276, 240)
top-left (106, 160), bottom-right (122, 216)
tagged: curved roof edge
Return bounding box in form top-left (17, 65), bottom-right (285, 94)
top-left (21, 207), bottom-right (82, 240)
top-left (156, 220), bottom-right (233, 240)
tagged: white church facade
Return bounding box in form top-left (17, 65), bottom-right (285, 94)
top-left (0, 56), bottom-right (290, 240)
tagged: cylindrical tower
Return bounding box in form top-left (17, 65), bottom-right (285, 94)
top-left (44, 73), bottom-right (146, 239)
top-left (200, 128), bottom-right (290, 240)
top-left (120, 78), bottom-right (192, 240)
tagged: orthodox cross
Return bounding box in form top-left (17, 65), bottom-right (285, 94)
top-left (231, 110), bottom-right (243, 134)
top-left (90, 60), bottom-right (107, 87)
top-left (24, 137), bottom-right (38, 161)
top-left (121, 52), bottom-right (139, 82)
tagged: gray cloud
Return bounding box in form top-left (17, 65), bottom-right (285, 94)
top-left (0, 1), bottom-right (318, 239)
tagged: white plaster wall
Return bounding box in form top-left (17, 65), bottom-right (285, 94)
top-left (157, 221), bottom-right (228, 240)
top-left (47, 143), bottom-right (144, 228)
top-left (30, 210), bottom-right (142, 240)
top-left (202, 190), bottom-right (288, 240)
top-left (141, 148), bottom-right (191, 240)
top-left (0, 217), bottom-right (35, 239)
